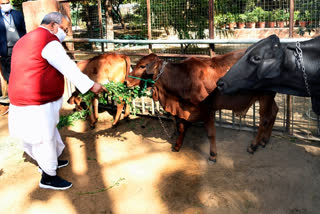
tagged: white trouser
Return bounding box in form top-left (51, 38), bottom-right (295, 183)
top-left (9, 97), bottom-right (65, 176)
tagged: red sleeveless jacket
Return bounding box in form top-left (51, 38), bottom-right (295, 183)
top-left (9, 27), bottom-right (64, 106)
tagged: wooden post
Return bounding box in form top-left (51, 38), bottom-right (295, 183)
top-left (289, 0), bottom-right (294, 38)
top-left (209, 0), bottom-right (215, 57)
top-left (147, 0), bottom-right (152, 53)
top-left (97, 0), bottom-right (104, 52)
top-left (286, 0), bottom-right (294, 133)
top-left (58, 2), bottom-right (74, 56)
top-left (22, 0), bottom-right (59, 32)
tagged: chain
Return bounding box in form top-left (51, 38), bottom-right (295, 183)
top-left (150, 61), bottom-right (171, 139)
top-left (294, 41), bottom-right (311, 97)
top-left (155, 111), bottom-right (171, 139)
top-left (154, 61), bottom-right (168, 82)
top-left (129, 61), bottom-right (171, 138)
top-left (151, 62), bottom-right (167, 93)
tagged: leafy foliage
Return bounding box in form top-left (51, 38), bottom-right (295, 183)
top-left (138, 0), bottom-right (208, 40)
top-left (57, 110), bottom-right (89, 130)
top-left (57, 81), bottom-right (147, 129)
top-left (245, 11), bottom-right (258, 23)
top-left (226, 12), bottom-right (236, 24)
top-left (101, 81), bottom-right (147, 107)
top-left (237, 14), bottom-right (247, 23)
top-left (274, 9), bottom-right (289, 22)
top-left (77, 177), bottom-right (125, 195)
top-left (252, 7), bottom-right (266, 22)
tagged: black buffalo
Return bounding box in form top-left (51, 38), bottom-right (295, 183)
top-left (217, 34), bottom-right (320, 114)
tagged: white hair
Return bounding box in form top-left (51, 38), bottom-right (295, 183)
top-left (41, 12), bottom-right (69, 25)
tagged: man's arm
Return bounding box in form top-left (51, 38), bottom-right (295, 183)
top-left (41, 40), bottom-right (106, 94)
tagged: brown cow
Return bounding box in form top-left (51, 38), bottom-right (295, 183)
top-left (127, 50), bottom-right (278, 162)
top-left (68, 53), bottom-right (131, 128)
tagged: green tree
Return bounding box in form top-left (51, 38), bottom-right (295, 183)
top-left (138, 0), bottom-right (208, 40)
top-left (11, 0), bottom-right (27, 11)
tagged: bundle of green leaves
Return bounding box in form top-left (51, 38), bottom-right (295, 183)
top-left (57, 81), bottom-right (148, 129)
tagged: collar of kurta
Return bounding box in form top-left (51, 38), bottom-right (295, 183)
top-left (1, 10), bottom-right (11, 17)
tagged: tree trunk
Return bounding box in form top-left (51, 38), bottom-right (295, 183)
top-left (105, 0), bottom-right (114, 50)
top-left (83, 2), bottom-right (95, 49)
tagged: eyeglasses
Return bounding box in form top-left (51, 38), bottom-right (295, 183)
top-left (54, 23), bottom-right (69, 34)
top-left (62, 28), bottom-right (68, 34)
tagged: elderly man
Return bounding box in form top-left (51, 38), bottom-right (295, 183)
top-left (0, 0), bottom-right (26, 83)
top-left (8, 12), bottom-right (106, 190)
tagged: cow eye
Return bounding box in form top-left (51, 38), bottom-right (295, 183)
top-left (140, 65), bottom-right (146, 69)
top-left (250, 55), bottom-right (261, 64)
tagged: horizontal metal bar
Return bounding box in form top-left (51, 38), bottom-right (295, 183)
top-left (67, 50), bottom-right (211, 58)
top-left (65, 38), bottom-right (311, 44)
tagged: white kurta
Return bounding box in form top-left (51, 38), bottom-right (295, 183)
top-left (9, 27), bottom-right (94, 176)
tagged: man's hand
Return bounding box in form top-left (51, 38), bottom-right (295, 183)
top-left (90, 83), bottom-right (107, 95)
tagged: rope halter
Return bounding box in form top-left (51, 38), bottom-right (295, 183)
top-left (128, 61), bottom-right (168, 91)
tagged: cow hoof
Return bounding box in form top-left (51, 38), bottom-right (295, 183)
top-left (260, 142), bottom-right (266, 148)
top-left (112, 124), bottom-right (118, 129)
top-left (90, 125), bottom-right (96, 130)
top-left (260, 138), bottom-right (268, 148)
top-left (207, 158), bottom-right (217, 164)
top-left (247, 144), bottom-right (257, 154)
top-left (172, 146), bottom-right (180, 152)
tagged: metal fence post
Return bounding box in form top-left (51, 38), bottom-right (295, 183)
top-left (286, 0), bottom-right (294, 133)
top-left (209, 0), bottom-right (215, 57)
top-left (147, 0), bottom-right (152, 53)
top-left (291, 96), bottom-right (294, 135)
top-left (253, 103), bottom-right (256, 131)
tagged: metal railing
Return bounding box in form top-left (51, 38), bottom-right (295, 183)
top-left (65, 38), bottom-right (310, 44)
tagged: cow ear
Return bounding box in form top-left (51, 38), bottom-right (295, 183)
top-left (146, 61), bottom-right (158, 75)
top-left (257, 59), bottom-right (280, 79)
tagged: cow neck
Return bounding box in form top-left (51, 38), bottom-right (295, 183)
top-left (153, 61), bottom-right (168, 82)
top-left (211, 54), bottom-right (243, 79)
top-left (151, 61), bottom-right (168, 94)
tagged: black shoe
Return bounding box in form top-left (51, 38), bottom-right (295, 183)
top-left (38, 160), bottom-right (69, 173)
top-left (57, 160), bottom-right (69, 168)
top-left (39, 172), bottom-right (72, 190)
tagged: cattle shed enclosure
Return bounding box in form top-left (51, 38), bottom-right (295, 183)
top-left (1, 1), bottom-right (320, 213)
top-left (60, 0), bottom-right (320, 141)
top-left (9, 0), bottom-right (320, 140)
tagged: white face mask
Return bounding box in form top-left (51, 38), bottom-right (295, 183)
top-left (55, 27), bottom-right (66, 43)
top-left (1, 3), bottom-right (11, 13)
